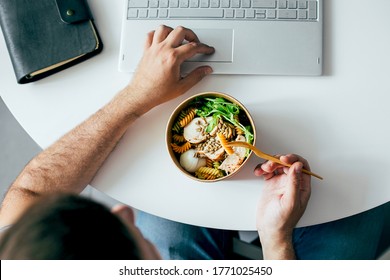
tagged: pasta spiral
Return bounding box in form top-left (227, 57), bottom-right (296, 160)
top-left (171, 142), bottom-right (191, 154)
top-left (206, 158), bottom-right (214, 168)
top-left (212, 161), bottom-right (221, 169)
top-left (172, 134), bottom-right (186, 143)
top-left (179, 108), bottom-right (196, 128)
top-left (217, 133), bottom-right (235, 155)
top-left (195, 166), bottom-right (222, 180)
top-left (172, 109), bottom-right (189, 133)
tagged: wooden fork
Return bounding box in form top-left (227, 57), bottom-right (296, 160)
top-left (227, 141), bottom-right (323, 180)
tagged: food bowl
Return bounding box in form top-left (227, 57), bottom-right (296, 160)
top-left (166, 92), bottom-right (256, 182)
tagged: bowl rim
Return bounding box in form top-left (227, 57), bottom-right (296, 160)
top-left (166, 91), bottom-right (257, 183)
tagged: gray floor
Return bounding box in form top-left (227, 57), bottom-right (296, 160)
top-left (0, 97), bottom-right (119, 207)
top-left (1, 96), bottom-right (389, 260)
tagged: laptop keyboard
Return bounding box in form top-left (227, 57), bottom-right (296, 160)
top-left (127, 0), bottom-right (318, 21)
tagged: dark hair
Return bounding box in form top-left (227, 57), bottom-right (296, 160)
top-left (0, 194), bottom-right (142, 260)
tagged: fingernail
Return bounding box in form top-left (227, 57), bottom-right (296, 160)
top-left (204, 67), bottom-right (213, 75)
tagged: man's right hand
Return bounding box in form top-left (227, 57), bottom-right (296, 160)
top-left (254, 154), bottom-right (312, 259)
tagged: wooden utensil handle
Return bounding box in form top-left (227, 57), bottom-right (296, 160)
top-left (264, 153), bottom-right (323, 180)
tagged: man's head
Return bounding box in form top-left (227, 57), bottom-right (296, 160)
top-left (0, 194), bottom-right (160, 259)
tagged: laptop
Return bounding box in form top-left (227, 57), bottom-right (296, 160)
top-left (119, 0), bottom-right (323, 76)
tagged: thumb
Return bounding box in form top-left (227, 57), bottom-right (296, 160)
top-left (284, 162), bottom-right (303, 205)
top-left (180, 66), bottom-right (213, 92)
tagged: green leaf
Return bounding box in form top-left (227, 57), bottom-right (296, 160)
top-left (193, 97), bottom-right (254, 143)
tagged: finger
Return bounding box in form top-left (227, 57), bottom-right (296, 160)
top-left (284, 162), bottom-right (303, 205)
top-left (254, 162), bottom-right (280, 179)
top-left (144, 30), bottom-right (155, 49)
top-left (263, 172), bottom-right (275, 180)
top-left (179, 66), bottom-right (213, 92)
top-left (176, 42), bottom-right (215, 61)
top-left (254, 162), bottom-right (274, 177)
top-left (254, 163), bottom-right (266, 177)
top-left (153, 25), bottom-right (173, 44)
top-left (166, 26), bottom-right (200, 47)
top-left (281, 154), bottom-right (311, 171)
top-left (273, 167), bottom-right (285, 176)
top-left (280, 155), bottom-right (311, 197)
top-left (261, 156), bottom-right (284, 173)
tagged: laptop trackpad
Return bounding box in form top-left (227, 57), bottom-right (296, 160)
top-left (186, 29), bottom-right (233, 63)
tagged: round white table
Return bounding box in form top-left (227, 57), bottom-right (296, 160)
top-left (1, 0), bottom-right (389, 230)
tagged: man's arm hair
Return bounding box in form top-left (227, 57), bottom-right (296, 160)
top-left (0, 89), bottom-right (144, 226)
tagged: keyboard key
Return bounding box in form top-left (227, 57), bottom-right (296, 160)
top-left (256, 13), bottom-right (266, 19)
top-left (128, 0), bottom-right (148, 8)
top-left (180, 0), bottom-right (190, 7)
top-left (150, 0), bottom-right (159, 8)
top-left (128, 8), bottom-right (138, 18)
top-left (255, 9), bottom-right (266, 14)
top-left (225, 9), bottom-right (234, 17)
top-left (266, 9), bottom-right (276, 18)
top-left (159, 8), bottom-right (168, 17)
top-left (210, 0), bottom-right (220, 7)
top-left (231, 0), bottom-right (240, 8)
top-left (242, 0), bottom-right (251, 8)
top-left (221, 0), bottom-right (230, 7)
top-left (169, 8), bottom-right (224, 17)
top-left (278, 0), bottom-right (287, 8)
top-left (308, 1), bottom-right (317, 19)
top-left (200, 0), bottom-right (209, 7)
top-left (160, 0), bottom-right (169, 7)
top-left (169, 0), bottom-right (179, 7)
top-left (139, 9), bottom-right (148, 17)
top-left (246, 8), bottom-right (255, 17)
top-left (288, 0), bottom-right (297, 9)
top-left (236, 9), bottom-right (245, 17)
top-left (149, 9), bottom-right (158, 17)
top-left (252, 0), bottom-right (276, 8)
top-left (190, 0), bottom-right (199, 7)
top-left (298, 9), bottom-right (307, 19)
top-left (298, 0), bottom-right (307, 9)
top-left (278, 9), bottom-right (297, 19)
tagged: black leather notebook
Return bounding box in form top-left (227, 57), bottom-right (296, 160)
top-left (0, 0), bottom-right (103, 84)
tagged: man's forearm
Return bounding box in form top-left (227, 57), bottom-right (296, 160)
top-left (0, 25), bottom-right (214, 226)
top-left (11, 87), bottom-right (147, 195)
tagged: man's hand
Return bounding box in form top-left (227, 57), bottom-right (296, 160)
top-left (125, 25), bottom-right (215, 113)
top-left (254, 154), bottom-right (311, 259)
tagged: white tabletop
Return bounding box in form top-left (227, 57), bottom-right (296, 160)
top-left (1, 0), bottom-right (389, 230)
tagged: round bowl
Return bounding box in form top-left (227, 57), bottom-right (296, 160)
top-left (166, 92), bottom-right (256, 182)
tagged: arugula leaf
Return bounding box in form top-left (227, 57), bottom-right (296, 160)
top-left (194, 97), bottom-right (254, 143)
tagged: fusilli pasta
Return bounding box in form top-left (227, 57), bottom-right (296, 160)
top-left (171, 142), bottom-right (191, 154)
top-left (195, 167), bottom-right (221, 180)
top-left (179, 108), bottom-right (196, 128)
top-left (172, 134), bottom-right (186, 143)
top-left (217, 133), bottom-right (235, 155)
